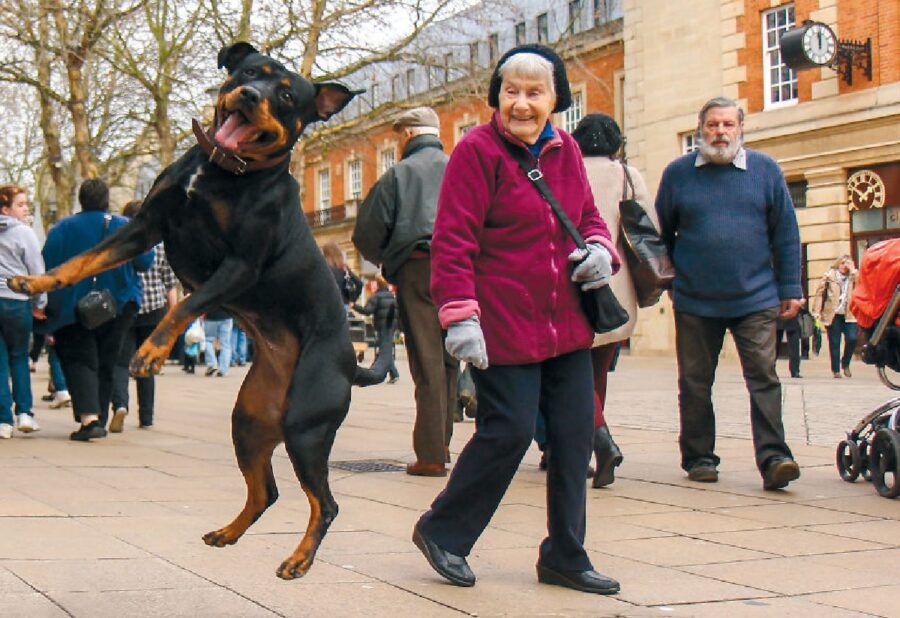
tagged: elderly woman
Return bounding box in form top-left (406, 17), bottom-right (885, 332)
top-left (412, 45), bottom-right (621, 595)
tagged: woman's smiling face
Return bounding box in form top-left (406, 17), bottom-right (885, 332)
top-left (498, 72), bottom-right (556, 145)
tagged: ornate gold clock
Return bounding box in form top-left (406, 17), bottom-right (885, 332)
top-left (847, 170), bottom-right (886, 211)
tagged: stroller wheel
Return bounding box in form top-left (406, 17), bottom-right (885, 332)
top-left (868, 428), bottom-right (900, 499)
top-left (836, 440), bottom-right (862, 482)
top-left (859, 441), bottom-right (872, 481)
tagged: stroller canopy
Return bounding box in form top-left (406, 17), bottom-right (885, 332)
top-left (850, 239), bottom-right (900, 329)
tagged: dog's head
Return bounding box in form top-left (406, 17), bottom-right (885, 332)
top-left (212, 42), bottom-right (357, 161)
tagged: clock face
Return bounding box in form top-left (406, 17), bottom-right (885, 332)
top-left (847, 170), bottom-right (886, 211)
top-left (802, 23), bottom-right (837, 65)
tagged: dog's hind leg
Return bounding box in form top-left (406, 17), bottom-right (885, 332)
top-left (202, 330), bottom-right (298, 548)
top-left (276, 342), bottom-right (352, 580)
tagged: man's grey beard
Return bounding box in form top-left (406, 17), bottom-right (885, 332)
top-left (698, 134), bottom-right (743, 164)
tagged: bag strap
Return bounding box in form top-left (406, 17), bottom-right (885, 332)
top-left (503, 142), bottom-right (587, 252)
top-left (621, 161), bottom-right (636, 201)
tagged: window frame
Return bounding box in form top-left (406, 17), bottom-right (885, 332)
top-left (537, 13), bottom-right (549, 44)
top-left (761, 4), bottom-right (799, 110)
top-left (560, 88), bottom-right (585, 134)
top-left (515, 21), bottom-right (526, 45)
top-left (379, 145), bottom-right (397, 175)
top-left (317, 166), bottom-right (331, 212)
top-left (347, 158), bottom-right (362, 201)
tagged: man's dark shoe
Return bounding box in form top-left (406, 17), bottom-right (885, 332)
top-left (70, 421), bottom-right (108, 442)
top-left (536, 563), bottom-right (619, 595)
top-left (412, 523), bottom-right (475, 587)
top-left (763, 457), bottom-right (800, 490)
top-left (687, 461), bottom-right (718, 483)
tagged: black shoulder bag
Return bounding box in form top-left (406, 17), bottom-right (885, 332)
top-left (75, 214), bottom-right (119, 330)
top-left (619, 162), bottom-right (675, 307)
top-left (505, 145), bottom-right (628, 334)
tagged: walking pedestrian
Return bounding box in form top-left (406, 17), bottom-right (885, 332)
top-left (655, 96), bottom-right (803, 490)
top-left (40, 179), bottom-right (153, 441)
top-left (412, 45), bottom-right (621, 594)
top-left (810, 255), bottom-right (858, 378)
top-left (352, 276), bottom-right (400, 383)
top-left (0, 185), bottom-right (46, 438)
top-left (109, 200), bottom-right (178, 430)
top-left (353, 106), bottom-right (459, 477)
top-left (203, 308), bottom-right (233, 377)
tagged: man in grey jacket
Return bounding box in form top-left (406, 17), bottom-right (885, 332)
top-left (353, 107), bottom-right (458, 477)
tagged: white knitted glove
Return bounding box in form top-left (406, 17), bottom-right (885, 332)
top-left (445, 316), bottom-right (489, 370)
top-left (568, 243), bottom-right (612, 290)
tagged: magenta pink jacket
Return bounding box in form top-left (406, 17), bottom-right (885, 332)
top-left (431, 112), bottom-right (620, 365)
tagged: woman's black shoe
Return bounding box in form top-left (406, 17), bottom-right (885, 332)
top-left (537, 563), bottom-right (620, 594)
top-left (70, 421), bottom-right (108, 442)
top-left (592, 425), bottom-right (624, 488)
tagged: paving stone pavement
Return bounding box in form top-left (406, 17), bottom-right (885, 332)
top-left (1, 351), bottom-right (898, 618)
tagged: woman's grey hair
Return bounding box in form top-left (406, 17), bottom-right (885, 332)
top-left (831, 254), bottom-right (852, 269)
top-left (498, 53), bottom-right (555, 97)
top-left (697, 96), bottom-right (745, 129)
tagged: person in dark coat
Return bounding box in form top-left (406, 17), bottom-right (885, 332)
top-left (41, 179), bottom-right (153, 441)
top-left (353, 276), bottom-right (399, 383)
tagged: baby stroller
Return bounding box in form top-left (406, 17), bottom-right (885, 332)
top-left (835, 239), bottom-right (900, 498)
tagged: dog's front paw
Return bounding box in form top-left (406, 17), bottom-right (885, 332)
top-left (130, 341), bottom-right (168, 377)
top-left (8, 274), bottom-right (56, 295)
top-left (276, 553), bottom-right (314, 580)
top-left (203, 528), bottom-right (240, 548)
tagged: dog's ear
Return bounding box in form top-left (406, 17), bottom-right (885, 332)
top-left (310, 84), bottom-right (363, 122)
top-left (217, 42), bottom-right (259, 73)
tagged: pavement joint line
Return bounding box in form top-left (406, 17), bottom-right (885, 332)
top-left (5, 567), bottom-right (75, 617)
top-left (100, 534), bottom-right (288, 618)
top-left (316, 556), bottom-right (476, 616)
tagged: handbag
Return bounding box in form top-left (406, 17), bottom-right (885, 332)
top-left (619, 163), bottom-right (675, 307)
top-left (799, 310), bottom-right (815, 339)
top-left (505, 145), bottom-right (628, 334)
top-left (75, 215), bottom-right (119, 330)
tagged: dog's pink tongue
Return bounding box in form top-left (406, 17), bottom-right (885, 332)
top-left (215, 114), bottom-right (259, 150)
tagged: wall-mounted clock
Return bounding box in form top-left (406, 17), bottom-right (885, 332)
top-left (781, 21), bottom-right (838, 70)
top-left (847, 170), bottom-right (886, 211)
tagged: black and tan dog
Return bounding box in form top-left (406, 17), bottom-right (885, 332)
top-left (10, 42), bottom-right (387, 579)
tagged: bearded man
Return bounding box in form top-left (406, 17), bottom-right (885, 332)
top-left (655, 96), bottom-right (804, 491)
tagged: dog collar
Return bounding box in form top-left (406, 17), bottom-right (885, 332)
top-left (192, 119), bottom-right (290, 175)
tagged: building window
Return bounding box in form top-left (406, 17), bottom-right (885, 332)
top-left (569, 0), bottom-right (582, 34)
top-left (370, 82), bottom-right (380, 108)
top-left (788, 180), bottom-right (807, 209)
top-left (444, 52), bottom-right (453, 83)
top-left (456, 121), bottom-right (477, 145)
top-left (562, 90), bottom-right (584, 133)
top-left (135, 162), bottom-right (158, 199)
top-left (593, 0), bottom-right (622, 26)
top-left (317, 168), bottom-right (331, 211)
top-left (515, 21), bottom-right (526, 45)
top-left (469, 42), bottom-right (480, 70)
top-left (348, 159), bottom-right (362, 201)
top-left (762, 4), bottom-right (798, 108)
top-left (488, 33), bottom-right (499, 65)
top-left (379, 147), bottom-right (396, 175)
top-left (406, 68), bottom-right (415, 97)
top-left (391, 75), bottom-right (400, 100)
top-left (537, 13), bottom-right (549, 43)
top-left (680, 131), bottom-right (698, 154)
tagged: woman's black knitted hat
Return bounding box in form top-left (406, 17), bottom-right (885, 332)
top-left (487, 44), bottom-right (572, 113)
top-left (572, 113), bottom-right (623, 157)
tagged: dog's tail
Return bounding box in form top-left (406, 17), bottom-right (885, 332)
top-left (353, 342), bottom-right (392, 387)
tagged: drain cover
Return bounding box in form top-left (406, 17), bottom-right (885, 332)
top-left (330, 460), bottom-right (406, 473)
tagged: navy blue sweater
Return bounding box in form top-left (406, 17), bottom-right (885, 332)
top-left (655, 149), bottom-right (802, 318)
top-left (41, 211), bottom-right (154, 333)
